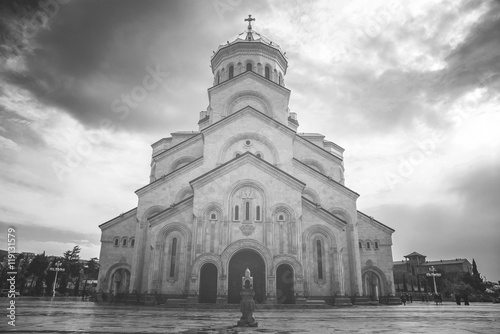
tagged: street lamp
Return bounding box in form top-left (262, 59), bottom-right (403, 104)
top-left (49, 261), bottom-right (65, 298)
top-left (426, 266), bottom-right (441, 294)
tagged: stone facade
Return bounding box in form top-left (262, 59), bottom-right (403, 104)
top-left (97, 22), bottom-right (397, 305)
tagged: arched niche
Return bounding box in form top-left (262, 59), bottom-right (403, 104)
top-left (217, 132), bottom-right (280, 165)
top-left (302, 187), bottom-right (320, 204)
top-left (223, 91), bottom-right (272, 117)
top-left (169, 156), bottom-right (196, 173)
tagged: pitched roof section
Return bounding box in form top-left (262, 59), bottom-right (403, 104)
top-left (357, 210), bottom-right (395, 233)
top-left (190, 151), bottom-right (305, 191)
top-left (293, 158), bottom-right (358, 199)
top-left (99, 207), bottom-right (137, 230)
top-left (201, 105), bottom-right (296, 138)
top-left (405, 251), bottom-right (426, 258)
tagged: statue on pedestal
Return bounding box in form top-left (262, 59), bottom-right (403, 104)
top-left (237, 268), bottom-right (258, 327)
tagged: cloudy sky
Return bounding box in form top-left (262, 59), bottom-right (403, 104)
top-left (0, 0), bottom-right (499, 281)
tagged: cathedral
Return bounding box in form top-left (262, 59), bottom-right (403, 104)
top-left (97, 17), bottom-right (398, 306)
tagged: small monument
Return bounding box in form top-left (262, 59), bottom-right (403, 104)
top-left (237, 268), bottom-right (258, 327)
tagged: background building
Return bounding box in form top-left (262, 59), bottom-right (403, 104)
top-left (97, 19), bottom-right (398, 306)
top-left (393, 251), bottom-right (472, 293)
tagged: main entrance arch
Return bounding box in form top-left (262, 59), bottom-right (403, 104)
top-left (199, 263), bottom-right (218, 303)
top-left (228, 249), bottom-right (266, 303)
top-left (276, 264), bottom-right (294, 304)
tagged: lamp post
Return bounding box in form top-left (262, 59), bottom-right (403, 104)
top-left (49, 261), bottom-right (65, 298)
top-left (426, 266), bottom-right (441, 294)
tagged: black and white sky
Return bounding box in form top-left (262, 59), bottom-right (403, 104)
top-left (0, 0), bottom-right (499, 281)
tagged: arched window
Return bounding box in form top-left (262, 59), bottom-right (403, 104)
top-left (210, 213), bottom-right (217, 220)
top-left (130, 238), bottom-right (135, 248)
top-left (265, 66), bottom-right (270, 79)
top-left (170, 238), bottom-right (177, 278)
top-left (255, 205), bottom-right (261, 221)
top-left (246, 63), bottom-right (253, 71)
top-left (234, 205), bottom-right (239, 221)
top-left (366, 241), bottom-right (371, 249)
top-left (114, 238), bottom-right (119, 247)
top-left (217, 72), bottom-right (220, 84)
top-left (317, 240), bottom-right (323, 280)
top-left (229, 65), bottom-right (234, 79)
top-left (122, 238), bottom-right (127, 247)
top-left (375, 241), bottom-right (379, 249)
top-left (245, 202), bottom-right (250, 220)
top-left (278, 214), bottom-right (284, 221)
top-left (359, 241), bottom-right (362, 249)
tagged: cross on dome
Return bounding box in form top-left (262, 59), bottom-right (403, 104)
top-left (244, 14), bottom-right (255, 30)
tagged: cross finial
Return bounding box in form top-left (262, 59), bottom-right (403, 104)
top-left (244, 14), bottom-right (255, 30)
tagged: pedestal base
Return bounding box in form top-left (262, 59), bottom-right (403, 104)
top-left (237, 289), bottom-right (258, 327)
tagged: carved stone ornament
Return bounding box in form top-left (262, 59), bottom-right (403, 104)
top-left (239, 224), bottom-right (255, 236)
top-left (241, 187), bottom-right (253, 199)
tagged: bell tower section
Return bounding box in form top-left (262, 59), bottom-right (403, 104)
top-left (199, 15), bottom-right (298, 130)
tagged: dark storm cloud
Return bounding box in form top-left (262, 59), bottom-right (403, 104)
top-left (0, 220), bottom-right (100, 246)
top-left (1, 0), bottom-right (266, 134)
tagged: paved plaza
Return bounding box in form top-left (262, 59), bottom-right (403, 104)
top-left (2, 298), bottom-right (499, 333)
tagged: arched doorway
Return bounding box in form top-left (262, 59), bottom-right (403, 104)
top-left (363, 271), bottom-right (381, 301)
top-left (276, 264), bottom-right (294, 304)
top-left (111, 268), bottom-right (130, 295)
top-left (228, 249), bottom-right (265, 303)
top-left (199, 263), bottom-right (218, 303)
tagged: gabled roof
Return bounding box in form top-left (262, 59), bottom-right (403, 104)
top-left (190, 151), bottom-right (305, 191)
top-left (201, 105), bottom-right (296, 138)
top-left (99, 207), bottom-right (137, 230)
top-left (405, 251), bottom-right (426, 258)
top-left (357, 210), bottom-right (395, 233)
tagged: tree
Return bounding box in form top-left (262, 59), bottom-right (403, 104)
top-left (26, 253), bottom-right (49, 296)
top-left (472, 259), bottom-right (480, 277)
top-left (62, 246), bottom-right (83, 296)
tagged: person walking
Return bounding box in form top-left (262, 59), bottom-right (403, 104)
top-left (455, 293), bottom-right (461, 305)
top-left (401, 294), bottom-right (407, 306)
top-left (462, 293), bottom-right (470, 306)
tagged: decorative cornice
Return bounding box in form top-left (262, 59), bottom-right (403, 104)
top-left (292, 158), bottom-right (359, 200)
top-left (211, 42), bottom-right (287, 73)
top-left (135, 157), bottom-right (204, 197)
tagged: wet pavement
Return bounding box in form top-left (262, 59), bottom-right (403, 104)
top-left (2, 298), bottom-right (499, 333)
